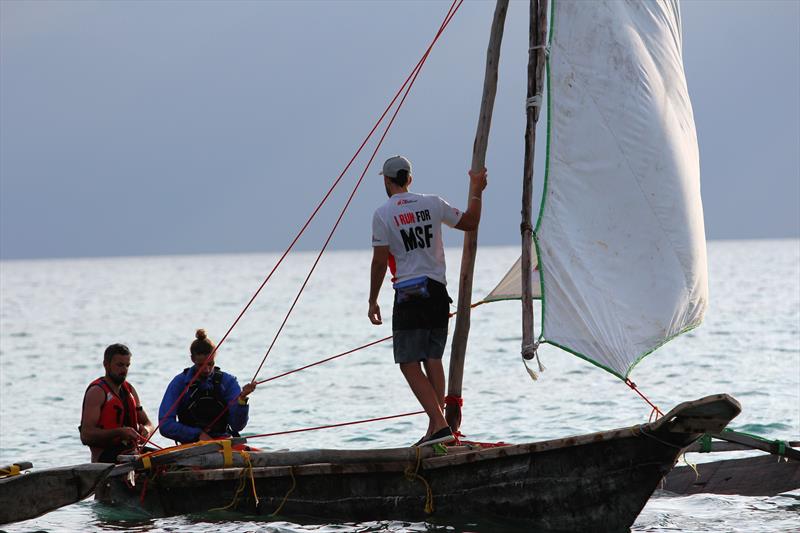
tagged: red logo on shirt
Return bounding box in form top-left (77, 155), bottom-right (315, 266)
top-left (396, 199), bottom-right (417, 205)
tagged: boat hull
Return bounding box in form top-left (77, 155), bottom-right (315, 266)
top-left (97, 395), bottom-right (741, 531)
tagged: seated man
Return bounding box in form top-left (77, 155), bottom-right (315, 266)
top-left (80, 343), bottom-right (154, 463)
top-left (159, 329), bottom-right (256, 443)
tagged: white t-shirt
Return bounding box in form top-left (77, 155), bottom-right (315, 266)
top-left (371, 192), bottom-right (463, 285)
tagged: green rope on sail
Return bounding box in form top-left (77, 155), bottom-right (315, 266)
top-left (777, 440), bottom-right (786, 456)
top-left (699, 434), bottom-right (713, 453)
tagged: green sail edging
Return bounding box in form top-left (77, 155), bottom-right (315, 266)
top-left (529, 0), bottom-right (703, 380)
top-left (542, 319), bottom-right (704, 383)
top-left (533, 0), bottom-right (556, 343)
top-left (623, 320), bottom-right (703, 378)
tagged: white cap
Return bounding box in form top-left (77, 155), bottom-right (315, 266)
top-left (379, 155), bottom-right (412, 179)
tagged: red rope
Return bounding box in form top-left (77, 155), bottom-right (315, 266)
top-left (444, 395), bottom-right (463, 406)
top-left (625, 379), bottom-right (664, 417)
top-left (141, 0), bottom-right (463, 448)
top-left (255, 335), bottom-right (393, 385)
top-left (245, 411), bottom-right (425, 439)
top-left (196, 1), bottom-right (464, 436)
top-left (249, 0), bottom-right (464, 383)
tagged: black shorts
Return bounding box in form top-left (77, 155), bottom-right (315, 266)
top-left (392, 278), bottom-right (451, 363)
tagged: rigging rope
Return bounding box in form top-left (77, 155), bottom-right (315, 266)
top-left (625, 379), bottom-right (664, 418)
top-left (142, 0), bottom-right (463, 448)
top-left (244, 410), bottom-right (425, 440)
top-left (248, 0), bottom-right (465, 383)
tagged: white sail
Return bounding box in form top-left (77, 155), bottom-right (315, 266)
top-left (484, 255), bottom-right (541, 303)
top-left (529, 0), bottom-right (707, 378)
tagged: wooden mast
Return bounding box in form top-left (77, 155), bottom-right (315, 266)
top-left (521, 0), bottom-right (548, 360)
top-left (446, 0), bottom-right (509, 433)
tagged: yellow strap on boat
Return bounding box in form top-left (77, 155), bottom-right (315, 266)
top-left (0, 465), bottom-right (21, 477)
top-left (141, 456), bottom-right (152, 471)
top-left (221, 439), bottom-right (233, 467)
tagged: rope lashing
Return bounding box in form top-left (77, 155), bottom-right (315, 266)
top-left (530, 43), bottom-right (550, 57)
top-left (141, 0), bottom-right (465, 450)
top-left (444, 395), bottom-right (463, 406)
top-left (207, 465), bottom-right (251, 513)
top-left (526, 94), bottom-right (543, 109)
top-left (699, 434), bottom-right (713, 453)
top-left (270, 466), bottom-right (296, 517)
top-left (404, 445), bottom-right (434, 514)
top-left (0, 465), bottom-right (21, 477)
top-left (625, 379), bottom-right (664, 418)
top-left (777, 440), bottom-right (787, 457)
top-left (680, 452), bottom-right (700, 481)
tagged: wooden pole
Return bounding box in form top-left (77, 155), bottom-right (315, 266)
top-left (521, 0), bottom-right (548, 360)
top-left (446, 0), bottom-right (509, 433)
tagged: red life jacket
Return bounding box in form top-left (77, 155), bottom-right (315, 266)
top-left (86, 377), bottom-right (139, 434)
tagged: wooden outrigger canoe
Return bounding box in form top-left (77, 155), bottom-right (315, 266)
top-left (663, 433), bottom-right (800, 497)
top-left (89, 394), bottom-right (740, 531)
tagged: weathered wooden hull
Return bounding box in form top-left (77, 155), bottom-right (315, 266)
top-left (0, 463), bottom-right (112, 525)
top-left (663, 454), bottom-right (800, 496)
top-left (96, 394), bottom-right (742, 531)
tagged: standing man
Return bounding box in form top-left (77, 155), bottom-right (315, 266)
top-left (368, 155), bottom-right (487, 447)
top-left (80, 343), bottom-right (154, 463)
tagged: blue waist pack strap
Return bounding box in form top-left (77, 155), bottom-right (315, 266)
top-left (394, 276), bottom-right (430, 303)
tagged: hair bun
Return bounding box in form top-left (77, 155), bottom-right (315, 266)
top-left (195, 328), bottom-right (207, 340)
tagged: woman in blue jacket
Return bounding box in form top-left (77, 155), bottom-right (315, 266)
top-left (159, 329), bottom-right (256, 443)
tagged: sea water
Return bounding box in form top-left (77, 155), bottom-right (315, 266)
top-left (1, 240), bottom-right (798, 532)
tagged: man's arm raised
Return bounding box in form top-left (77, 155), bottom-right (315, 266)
top-left (455, 168), bottom-right (488, 232)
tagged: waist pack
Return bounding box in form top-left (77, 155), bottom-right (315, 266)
top-left (394, 276), bottom-right (430, 303)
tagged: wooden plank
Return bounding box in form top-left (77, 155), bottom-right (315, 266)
top-left (0, 463), bottom-right (112, 525)
top-left (684, 441), bottom-right (800, 453)
top-left (650, 394), bottom-right (741, 434)
top-left (153, 445), bottom-right (475, 470)
top-left (446, 0), bottom-right (510, 432)
top-left (708, 431), bottom-right (800, 460)
top-left (684, 440), bottom-right (800, 453)
top-left (160, 461), bottom-right (413, 485)
top-left (663, 454), bottom-right (800, 496)
top-left (110, 438), bottom-right (248, 476)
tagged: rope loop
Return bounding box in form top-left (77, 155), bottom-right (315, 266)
top-left (270, 466), bottom-right (297, 517)
top-left (526, 94), bottom-right (543, 109)
top-left (530, 44), bottom-right (550, 57)
top-left (404, 446), bottom-right (435, 514)
top-left (444, 395), bottom-right (463, 407)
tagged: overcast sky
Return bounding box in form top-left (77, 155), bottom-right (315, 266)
top-left (1, 0), bottom-right (798, 260)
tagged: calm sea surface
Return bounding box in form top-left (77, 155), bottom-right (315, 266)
top-left (1, 240), bottom-right (798, 532)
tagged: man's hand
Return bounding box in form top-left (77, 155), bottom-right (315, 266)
top-left (240, 381), bottom-right (256, 399)
top-left (117, 426), bottom-right (143, 443)
top-left (198, 431), bottom-right (213, 441)
top-left (137, 424), bottom-right (151, 440)
top-left (469, 167), bottom-right (488, 192)
top-left (368, 301), bottom-right (382, 325)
